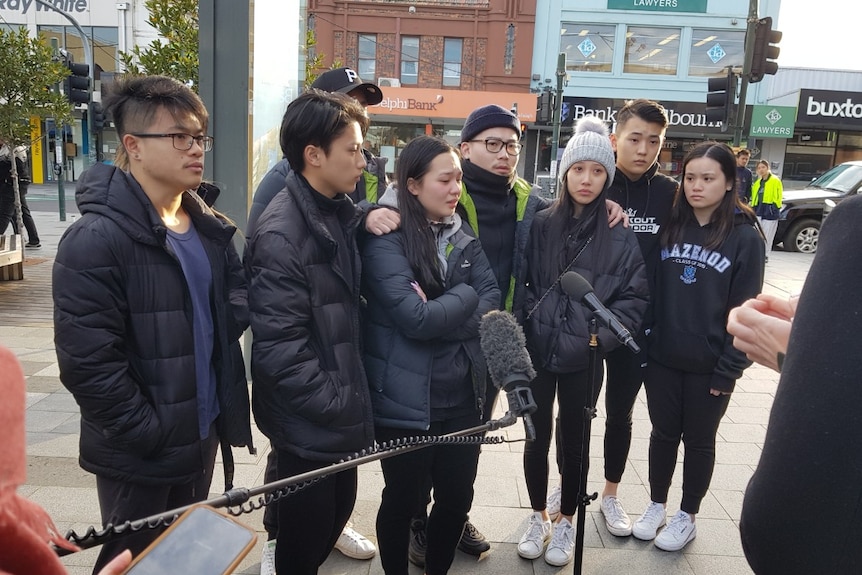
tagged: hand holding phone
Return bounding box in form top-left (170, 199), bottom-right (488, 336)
top-left (120, 505), bottom-right (256, 575)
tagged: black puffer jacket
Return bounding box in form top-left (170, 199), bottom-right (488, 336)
top-left (246, 171), bottom-right (375, 462)
top-left (53, 163), bottom-right (252, 485)
top-left (522, 207), bottom-right (649, 373)
top-left (362, 203), bottom-right (500, 429)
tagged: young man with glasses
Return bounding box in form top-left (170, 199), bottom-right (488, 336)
top-left (52, 75), bottom-right (254, 574)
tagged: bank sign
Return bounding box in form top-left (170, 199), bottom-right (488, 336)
top-left (797, 89), bottom-right (862, 130)
top-left (749, 106), bottom-right (796, 139)
top-left (607, 0), bottom-right (707, 13)
top-left (562, 96), bottom-right (724, 134)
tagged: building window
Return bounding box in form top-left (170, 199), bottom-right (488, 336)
top-left (358, 34), bottom-right (376, 80)
top-left (561, 23), bottom-right (615, 73)
top-left (688, 29), bottom-right (745, 76)
top-left (443, 38), bottom-right (462, 87)
top-left (401, 36), bottom-right (419, 85)
top-left (38, 25), bottom-right (120, 75)
top-left (623, 26), bottom-right (680, 75)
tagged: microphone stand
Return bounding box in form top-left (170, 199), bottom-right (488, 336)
top-left (55, 412), bottom-right (525, 555)
top-left (573, 318), bottom-right (600, 575)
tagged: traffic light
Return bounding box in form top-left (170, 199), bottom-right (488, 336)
top-left (537, 91), bottom-right (552, 125)
top-left (705, 69), bottom-right (736, 126)
top-left (63, 57), bottom-right (90, 105)
top-left (749, 16), bottom-right (782, 83)
top-left (90, 101), bottom-right (106, 132)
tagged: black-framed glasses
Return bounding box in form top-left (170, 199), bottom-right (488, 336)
top-left (468, 137), bottom-right (522, 156)
top-left (130, 133), bottom-right (214, 152)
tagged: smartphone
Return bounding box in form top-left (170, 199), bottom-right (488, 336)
top-left (121, 505), bottom-right (256, 575)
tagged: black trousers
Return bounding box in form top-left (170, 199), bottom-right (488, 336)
top-left (524, 366), bottom-right (602, 518)
top-left (0, 182), bottom-right (39, 243)
top-left (262, 445), bottom-right (279, 538)
top-left (91, 428), bottom-right (219, 574)
top-left (602, 336), bottom-right (648, 483)
top-left (644, 360), bottom-right (731, 514)
top-left (376, 413), bottom-right (481, 575)
top-left (275, 449), bottom-right (357, 575)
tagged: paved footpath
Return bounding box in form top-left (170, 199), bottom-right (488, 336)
top-left (0, 209), bottom-right (812, 575)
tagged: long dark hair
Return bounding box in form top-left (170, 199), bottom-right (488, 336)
top-left (662, 141), bottom-right (756, 250)
top-left (395, 136), bottom-right (458, 300)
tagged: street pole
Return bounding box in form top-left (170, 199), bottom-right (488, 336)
top-left (549, 52), bottom-right (566, 197)
top-left (733, 0), bottom-right (760, 147)
top-left (34, 0), bottom-right (95, 169)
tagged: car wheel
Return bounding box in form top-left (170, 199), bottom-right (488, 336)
top-left (784, 219), bottom-right (819, 253)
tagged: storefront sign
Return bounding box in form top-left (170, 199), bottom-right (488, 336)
top-left (607, 0), bottom-right (707, 13)
top-left (369, 87), bottom-right (537, 122)
top-left (749, 105), bottom-right (796, 138)
top-left (797, 89), bottom-right (862, 130)
top-left (562, 96), bottom-right (724, 135)
top-left (0, 0), bottom-right (118, 26)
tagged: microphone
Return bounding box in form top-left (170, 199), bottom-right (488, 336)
top-left (560, 271), bottom-right (641, 354)
top-left (479, 310), bottom-right (538, 440)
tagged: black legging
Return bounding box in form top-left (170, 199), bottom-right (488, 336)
top-left (644, 360), bottom-right (731, 514)
top-left (376, 413), bottom-right (481, 575)
top-left (274, 449), bottom-right (357, 575)
top-left (524, 366), bottom-right (602, 518)
top-left (602, 336), bottom-right (648, 483)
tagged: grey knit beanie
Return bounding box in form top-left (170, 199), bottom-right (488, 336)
top-left (558, 116), bottom-right (615, 189)
top-left (461, 104), bottom-right (521, 143)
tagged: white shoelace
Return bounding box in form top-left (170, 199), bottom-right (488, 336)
top-left (525, 515), bottom-right (548, 541)
top-left (641, 503), bottom-right (665, 525)
top-left (604, 498), bottom-right (628, 523)
top-left (665, 512), bottom-right (691, 534)
top-left (550, 521), bottom-right (573, 548)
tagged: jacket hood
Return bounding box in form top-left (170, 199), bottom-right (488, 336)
top-left (75, 163), bottom-right (235, 247)
top-left (379, 182), bottom-right (463, 234)
top-left (613, 161), bottom-right (661, 188)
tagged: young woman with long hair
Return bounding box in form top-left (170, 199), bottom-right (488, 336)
top-left (360, 136), bottom-right (500, 575)
top-left (631, 141), bottom-right (765, 551)
top-left (516, 116), bottom-right (648, 566)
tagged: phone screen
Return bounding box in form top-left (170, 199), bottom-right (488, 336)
top-left (124, 506), bottom-right (255, 575)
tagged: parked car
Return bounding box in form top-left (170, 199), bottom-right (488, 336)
top-left (774, 161), bottom-right (862, 253)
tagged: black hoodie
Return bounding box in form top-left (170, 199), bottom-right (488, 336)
top-left (606, 163), bottom-right (678, 323)
top-left (648, 214), bottom-right (764, 392)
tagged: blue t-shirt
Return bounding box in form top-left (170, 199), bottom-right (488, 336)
top-left (166, 222), bottom-right (219, 439)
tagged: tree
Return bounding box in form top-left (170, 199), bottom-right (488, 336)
top-left (120, 0), bottom-right (199, 91)
top-left (0, 27), bottom-right (72, 243)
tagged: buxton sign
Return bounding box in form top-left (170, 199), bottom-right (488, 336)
top-left (797, 89), bottom-right (862, 130)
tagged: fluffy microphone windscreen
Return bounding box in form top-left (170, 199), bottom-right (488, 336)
top-left (479, 310), bottom-right (537, 389)
top-left (561, 271), bottom-right (593, 300)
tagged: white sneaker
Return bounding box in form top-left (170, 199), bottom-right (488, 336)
top-left (632, 501), bottom-right (667, 541)
top-left (334, 525), bottom-right (377, 560)
top-left (601, 495), bottom-right (633, 537)
top-left (544, 518), bottom-right (575, 567)
top-left (546, 485), bottom-right (562, 521)
top-left (655, 510), bottom-right (697, 552)
top-left (517, 511), bottom-right (552, 560)
top-left (260, 539), bottom-right (276, 575)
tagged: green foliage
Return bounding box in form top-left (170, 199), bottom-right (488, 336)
top-left (304, 28), bottom-right (326, 89)
top-left (119, 0), bottom-right (199, 91)
top-left (0, 27), bottom-right (72, 148)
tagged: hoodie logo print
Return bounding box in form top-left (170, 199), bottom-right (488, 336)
top-left (680, 265), bottom-right (698, 285)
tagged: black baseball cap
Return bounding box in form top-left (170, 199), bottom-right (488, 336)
top-left (311, 67), bottom-right (384, 106)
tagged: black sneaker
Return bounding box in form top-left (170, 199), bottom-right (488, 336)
top-left (458, 521), bottom-right (490, 556)
top-left (25, 242), bottom-right (41, 248)
top-left (408, 517), bottom-right (427, 567)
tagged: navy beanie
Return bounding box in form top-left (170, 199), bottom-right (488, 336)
top-left (461, 105), bottom-right (521, 143)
